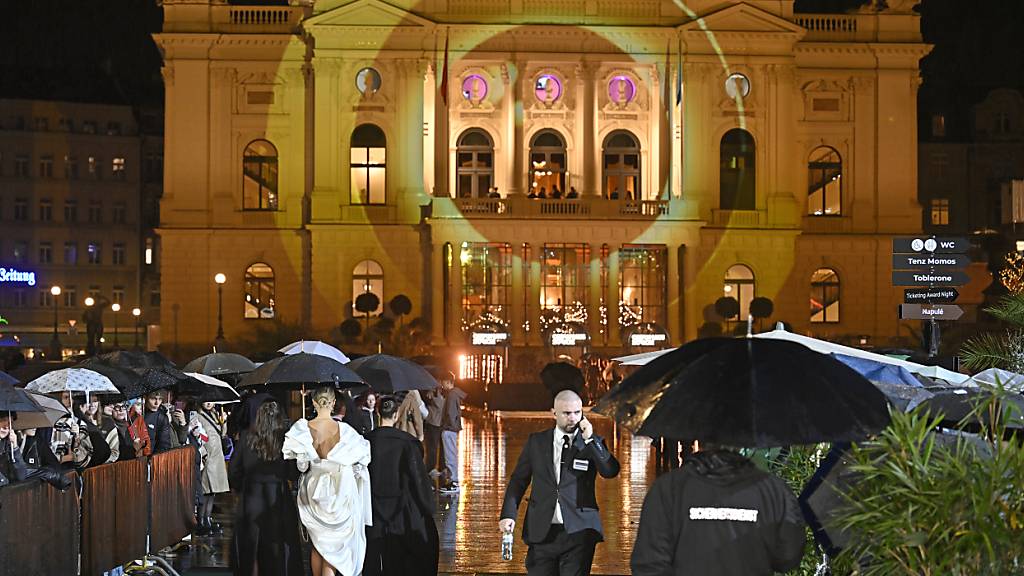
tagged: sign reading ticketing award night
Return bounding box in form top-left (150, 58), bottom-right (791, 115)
top-left (0, 267), bottom-right (38, 286)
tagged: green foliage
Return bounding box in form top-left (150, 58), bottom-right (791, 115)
top-left (834, 390), bottom-right (1024, 575)
top-left (961, 294), bottom-right (1024, 372)
top-left (760, 446), bottom-right (830, 576)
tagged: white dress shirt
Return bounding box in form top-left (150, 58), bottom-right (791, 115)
top-left (552, 429), bottom-right (575, 524)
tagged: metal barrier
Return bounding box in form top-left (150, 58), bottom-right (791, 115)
top-left (149, 447), bottom-right (197, 554)
top-left (0, 472), bottom-right (79, 576)
top-left (81, 458), bottom-right (149, 576)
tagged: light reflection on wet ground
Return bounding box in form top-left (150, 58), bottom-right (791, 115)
top-left (437, 409), bottom-right (654, 575)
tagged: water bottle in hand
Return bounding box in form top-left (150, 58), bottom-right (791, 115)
top-left (501, 531), bottom-right (514, 561)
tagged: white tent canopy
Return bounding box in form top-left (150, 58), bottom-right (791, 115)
top-left (613, 328), bottom-right (971, 385)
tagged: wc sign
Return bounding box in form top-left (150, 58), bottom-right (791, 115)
top-left (892, 237), bottom-right (969, 255)
top-left (0, 267), bottom-right (37, 286)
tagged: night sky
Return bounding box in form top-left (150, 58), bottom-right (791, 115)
top-left (0, 0), bottom-right (1021, 140)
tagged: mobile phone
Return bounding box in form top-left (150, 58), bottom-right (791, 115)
top-left (174, 401), bottom-right (186, 411)
top-left (188, 411), bottom-right (197, 422)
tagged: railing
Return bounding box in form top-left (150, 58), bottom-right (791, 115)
top-left (620, 200), bottom-right (669, 217)
top-left (213, 6), bottom-right (303, 33)
top-left (711, 209), bottom-right (762, 228)
top-left (456, 198), bottom-right (507, 215)
top-left (443, 197), bottom-right (670, 219)
top-left (539, 199), bottom-right (591, 216)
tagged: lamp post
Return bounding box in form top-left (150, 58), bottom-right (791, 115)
top-left (84, 297), bottom-right (97, 355)
top-left (111, 303), bottom-right (121, 349)
top-left (132, 307), bottom-right (142, 349)
top-left (214, 273), bottom-right (226, 350)
top-left (49, 286), bottom-right (62, 360)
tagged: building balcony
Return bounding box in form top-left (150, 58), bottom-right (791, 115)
top-left (795, 13), bottom-right (921, 44)
top-left (216, 6), bottom-right (303, 34)
top-left (431, 196), bottom-right (670, 220)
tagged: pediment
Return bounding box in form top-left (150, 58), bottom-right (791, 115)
top-left (680, 3), bottom-right (805, 36)
top-left (305, 0), bottom-right (435, 28)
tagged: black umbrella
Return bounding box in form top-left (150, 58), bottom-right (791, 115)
top-left (540, 362), bottom-right (584, 398)
top-left (0, 371), bottom-right (18, 387)
top-left (79, 352), bottom-right (205, 400)
top-left (346, 354), bottom-right (438, 394)
top-left (917, 387), bottom-right (1024, 428)
top-left (237, 352), bottom-right (365, 390)
top-left (0, 381), bottom-right (43, 413)
top-left (594, 337), bottom-right (891, 448)
top-left (183, 352), bottom-right (257, 378)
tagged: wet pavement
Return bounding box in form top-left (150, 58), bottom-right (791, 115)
top-left (170, 408), bottom-right (655, 575)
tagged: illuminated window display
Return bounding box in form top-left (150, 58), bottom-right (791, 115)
top-left (461, 242), bottom-right (512, 332)
top-left (540, 243), bottom-right (590, 332)
top-left (618, 245), bottom-right (667, 330)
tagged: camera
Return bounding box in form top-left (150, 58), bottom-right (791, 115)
top-left (53, 420), bottom-right (73, 432)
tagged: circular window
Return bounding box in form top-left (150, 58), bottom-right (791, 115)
top-left (462, 74), bottom-right (488, 102)
top-left (355, 67), bottom-right (382, 96)
top-left (608, 75), bottom-right (636, 105)
top-left (725, 73), bottom-right (750, 99)
top-left (534, 74), bottom-right (562, 103)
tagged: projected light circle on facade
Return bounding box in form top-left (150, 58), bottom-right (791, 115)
top-left (608, 75), bottom-right (636, 105)
top-left (355, 67), bottom-right (382, 96)
top-left (534, 74), bottom-right (562, 103)
top-left (462, 74), bottom-right (488, 102)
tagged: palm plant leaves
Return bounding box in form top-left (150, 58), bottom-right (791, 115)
top-left (960, 294), bottom-right (1024, 373)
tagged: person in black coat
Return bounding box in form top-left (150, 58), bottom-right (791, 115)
top-left (143, 392), bottom-right (175, 453)
top-left (630, 448), bottom-right (806, 576)
top-left (499, 390), bottom-right (620, 576)
top-left (364, 395), bottom-right (439, 576)
top-left (229, 400), bottom-right (304, 576)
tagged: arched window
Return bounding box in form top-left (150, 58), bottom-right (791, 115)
top-left (529, 130), bottom-right (566, 197)
top-left (720, 129), bottom-right (756, 210)
top-left (244, 263), bottom-right (275, 319)
top-left (350, 124), bottom-right (386, 205)
top-left (352, 259), bottom-right (384, 316)
top-left (811, 268), bottom-right (840, 323)
top-left (808, 147), bottom-right (842, 216)
top-left (723, 264), bottom-right (755, 321)
top-left (602, 131), bottom-right (640, 200)
top-left (456, 129), bottom-right (494, 198)
top-left (242, 140), bottom-right (278, 211)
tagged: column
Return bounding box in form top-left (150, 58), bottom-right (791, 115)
top-left (667, 244), bottom-right (681, 345)
top-left (423, 62), bottom-right (436, 197)
top-left (766, 63), bottom-right (799, 227)
top-left (511, 242), bottom-right (526, 345)
top-left (575, 63), bottom-right (597, 197)
top-left (606, 245), bottom-right (621, 346)
top-left (587, 243), bottom-right (602, 346)
top-left (434, 32), bottom-right (450, 198)
top-left (585, 65), bottom-right (600, 197)
top-left (527, 248), bottom-right (542, 346)
top-left (311, 58), bottom-right (341, 220)
top-left (431, 242), bottom-right (446, 345)
top-left (649, 64), bottom-right (664, 200)
top-left (509, 61), bottom-right (525, 196)
top-left (682, 62), bottom-right (712, 220)
top-left (448, 242), bottom-right (463, 345)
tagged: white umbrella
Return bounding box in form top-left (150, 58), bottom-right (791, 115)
top-left (613, 349), bottom-right (672, 366)
top-left (184, 372), bottom-right (242, 404)
top-left (12, 392), bottom-right (71, 430)
top-left (967, 367), bottom-right (1024, 391)
top-left (279, 340), bottom-right (350, 364)
top-left (25, 368), bottom-right (121, 398)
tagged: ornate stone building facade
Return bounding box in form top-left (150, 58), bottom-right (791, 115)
top-left (156, 0), bottom-right (929, 383)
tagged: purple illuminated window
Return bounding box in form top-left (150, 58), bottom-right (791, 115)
top-left (534, 74), bottom-right (562, 103)
top-left (608, 76), bottom-right (636, 104)
top-left (462, 75), bottom-right (488, 102)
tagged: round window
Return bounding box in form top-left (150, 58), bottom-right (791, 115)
top-left (355, 67), bottom-right (382, 96)
top-left (462, 74), bottom-right (488, 102)
top-left (725, 73), bottom-right (750, 99)
top-left (534, 74), bottom-right (562, 103)
top-left (608, 75), bottom-right (636, 104)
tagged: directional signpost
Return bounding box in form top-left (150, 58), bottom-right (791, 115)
top-left (892, 236), bottom-right (970, 357)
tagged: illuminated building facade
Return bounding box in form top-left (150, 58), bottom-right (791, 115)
top-left (157, 0), bottom-right (929, 383)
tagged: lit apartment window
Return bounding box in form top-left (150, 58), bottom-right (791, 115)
top-left (112, 286), bottom-right (125, 305)
top-left (88, 201), bottom-right (102, 224)
top-left (39, 289), bottom-right (54, 308)
top-left (38, 199), bottom-right (52, 222)
top-left (14, 155), bottom-right (29, 178)
top-left (145, 237), bottom-right (154, 265)
top-left (63, 286), bottom-right (77, 307)
top-left (39, 156), bottom-right (53, 178)
top-left (112, 243), bottom-right (126, 265)
top-left (88, 156), bottom-right (99, 178)
top-left (64, 242), bottom-right (78, 265)
top-left (112, 202), bottom-right (126, 224)
top-left (112, 157), bottom-right (126, 179)
top-left (88, 285), bottom-right (101, 300)
top-left (64, 200), bottom-right (77, 223)
top-left (38, 242), bottom-right (52, 264)
top-left (13, 198), bottom-right (27, 221)
top-left (65, 156), bottom-right (78, 179)
top-left (87, 242), bottom-right (101, 265)
top-left (931, 198), bottom-right (950, 226)
top-left (931, 114), bottom-right (946, 138)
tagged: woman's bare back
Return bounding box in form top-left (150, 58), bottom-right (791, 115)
top-left (307, 418), bottom-right (340, 460)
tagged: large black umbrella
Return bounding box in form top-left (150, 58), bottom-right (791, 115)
top-left (0, 381), bottom-right (43, 413)
top-left (183, 352), bottom-right (257, 378)
top-left (237, 352), bottom-right (365, 390)
top-left (594, 337), bottom-right (890, 448)
top-left (80, 351), bottom-right (206, 400)
top-left (916, 387), bottom-right (1024, 428)
top-left (345, 354), bottom-right (437, 394)
top-left (0, 371), bottom-right (18, 386)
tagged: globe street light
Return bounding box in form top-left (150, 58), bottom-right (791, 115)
top-left (214, 273), bottom-right (227, 348)
top-left (84, 296), bottom-right (97, 355)
top-left (111, 303), bottom-right (121, 349)
top-left (49, 286), bottom-right (62, 360)
top-left (132, 307), bottom-right (142, 349)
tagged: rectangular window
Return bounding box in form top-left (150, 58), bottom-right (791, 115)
top-left (64, 241), bottom-right (78, 265)
top-left (350, 147), bottom-right (386, 205)
top-left (39, 289), bottom-right (54, 308)
top-left (460, 242), bottom-right (512, 332)
top-left (87, 242), bottom-right (101, 265)
top-left (540, 243), bottom-right (591, 333)
top-left (34, 117), bottom-right (48, 131)
top-left (14, 198), bottom-right (27, 221)
top-left (13, 290), bottom-right (26, 308)
top-left (87, 156), bottom-right (99, 178)
top-left (619, 244), bottom-right (668, 331)
top-left (38, 199), bottom-right (52, 222)
top-left (111, 157), bottom-right (126, 179)
top-left (88, 201), bottom-right (102, 224)
top-left (58, 118), bottom-right (74, 132)
top-left (931, 114), bottom-right (946, 138)
top-left (13, 241), bottom-right (27, 263)
top-left (112, 202), bottom-right (127, 224)
top-left (107, 122), bottom-right (121, 136)
top-left (88, 285), bottom-right (101, 300)
top-left (145, 237), bottom-right (154, 265)
top-left (112, 286), bottom-right (125, 305)
top-left (65, 156), bottom-right (78, 179)
top-left (64, 200), bottom-right (77, 223)
top-left (14, 155), bottom-right (29, 178)
top-left (63, 286), bottom-right (77, 308)
top-left (38, 242), bottom-right (52, 264)
top-left (144, 154), bottom-right (163, 183)
top-left (931, 198), bottom-right (950, 226)
top-left (39, 155), bottom-right (53, 178)
top-left (112, 243), bottom-right (126, 265)
top-left (150, 288), bottom-right (161, 307)
top-left (82, 121), bottom-right (97, 134)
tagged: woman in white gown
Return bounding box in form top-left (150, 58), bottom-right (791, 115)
top-left (283, 387), bottom-right (373, 576)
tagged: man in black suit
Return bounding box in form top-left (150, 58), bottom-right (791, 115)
top-left (499, 390), bottom-right (620, 576)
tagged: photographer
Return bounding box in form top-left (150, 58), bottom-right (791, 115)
top-left (0, 413), bottom-right (28, 485)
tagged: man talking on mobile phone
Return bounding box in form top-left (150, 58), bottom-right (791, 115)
top-left (499, 389), bottom-right (620, 576)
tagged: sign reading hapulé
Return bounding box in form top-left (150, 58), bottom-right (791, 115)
top-left (899, 304), bottom-right (964, 321)
top-left (892, 237), bottom-right (970, 254)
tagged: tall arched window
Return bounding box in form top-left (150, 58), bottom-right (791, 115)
top-left (350, 124), bottom-right (386, 205)
top-left (529, 130), bottom-right (567, 197)
top-left (807, 147), bottom-right (842, 216)
top-left (603, 131), bottom-right (640, 200)
top-left (244, 263), bottom-right (275, 319)
top-left (811, 268), bottom-right (840, 323)
top-left (352, 259), bottom-right (384, 316)
top-left (456, 129), bottom-right (494, 198)
top-left (720, 129), bottom-right (756, 210)
top-left (723, 264), bottom-right (755, 321)
top-left (242, 140), bottom-right (279, 211)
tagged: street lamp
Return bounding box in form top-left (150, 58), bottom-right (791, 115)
top-left (111, 303), bottom-right (121, 349)
top-left (132, 307), bottom-right (142, 349)
top-left (49, 286), bottom-right (62, 360)
top-left (214, 273), bottom-right (226, 348)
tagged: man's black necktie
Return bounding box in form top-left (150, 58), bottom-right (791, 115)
top-left (560, 434), bottom-right (571, 466)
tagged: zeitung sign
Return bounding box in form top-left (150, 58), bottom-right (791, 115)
top-left (0, 267), bottom-right (37, 286)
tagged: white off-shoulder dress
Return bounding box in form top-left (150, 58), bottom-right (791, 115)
top-left (283, 419), bottom-right (373, 576)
